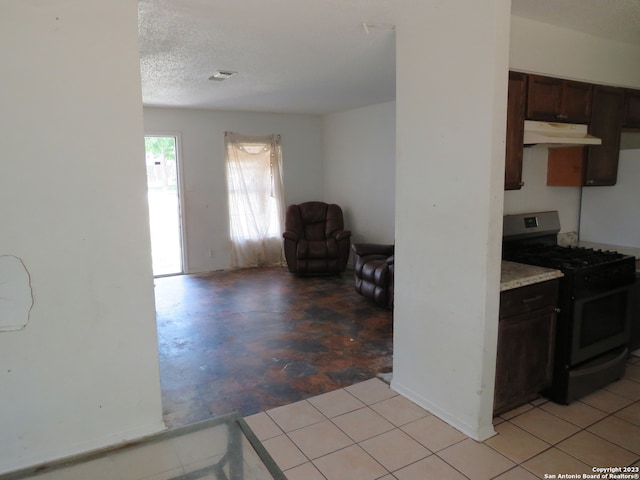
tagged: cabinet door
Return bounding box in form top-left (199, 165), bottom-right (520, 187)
top-left (585, 86), bottom-right (625, 186)
top-left (505, 72), bottom-right (527, 190)
top-left (526, 75), bottom-right (563, 121)
top-left (526, 75), bottom-right (592, 123)
top-left (494, 306), bottom-right (557, 415)
top-left (561, 80), bottom-right (593, 123)
top-left (623, 89), bottom-right (640, 128)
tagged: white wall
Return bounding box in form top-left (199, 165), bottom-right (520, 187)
top-left (393, 0), bottom-right (510, 441)
top-left (504, 147), bottom-right (582, 232)
top-left (0, 0), bottom-right (164, 474)
top-left (503, 16), bottom-right (640, 227)
top-left (323, 102), bottom-right (396, 245)
top-left (143, 107), bottom-right (324, 273)
top-left (510, 16), bottom-right (640, 89)
top-left (580, 150), bottom-right (640, 250)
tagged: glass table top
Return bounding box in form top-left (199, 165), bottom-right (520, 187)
top-left (4, 412), bottom-right (286, 480)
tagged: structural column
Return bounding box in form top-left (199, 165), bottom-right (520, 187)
top-left (392, 0), bottom-right (511, 440)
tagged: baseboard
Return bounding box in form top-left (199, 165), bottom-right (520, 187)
top-left (390, 379), bottom-right (496, 442)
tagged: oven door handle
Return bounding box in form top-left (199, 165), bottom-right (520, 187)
top-left (570, 347), bottom-right (628, 378)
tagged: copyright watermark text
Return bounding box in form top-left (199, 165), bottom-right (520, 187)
top-left (543, 467), bottom-right (640, 479)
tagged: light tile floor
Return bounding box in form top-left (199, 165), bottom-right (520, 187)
top-left (247, 356), bottom-right (640, 480)
top-left (4, 357), bottom-right (640, 480)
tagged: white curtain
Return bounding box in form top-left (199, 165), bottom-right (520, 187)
top-left (225, 132), bottom-right (285, 268)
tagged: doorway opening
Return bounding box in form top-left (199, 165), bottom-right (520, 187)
top-left (144, 135), bottom-right (184, 277)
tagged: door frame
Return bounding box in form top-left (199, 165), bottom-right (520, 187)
top-left (144, 132), bottom-right (188, 276)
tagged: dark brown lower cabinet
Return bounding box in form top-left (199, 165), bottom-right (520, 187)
top-left (494, 280), bottom-right (559, 416)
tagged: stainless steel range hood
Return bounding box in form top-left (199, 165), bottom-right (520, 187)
top-left (523, 120), bottom-right (602, 147)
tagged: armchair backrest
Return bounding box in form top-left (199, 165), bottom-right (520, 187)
top-left (285, 202), bottom-right (344, 240)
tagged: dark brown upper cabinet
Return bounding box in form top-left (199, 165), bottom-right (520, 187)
top-left (584, 85), bottom-right (625, 186)
top-left (623, 89), bottom-right (640, 128)
top-left (526, 75), bottom-right (593, 124)
top-left (505, 72), bottom-right (527, 190)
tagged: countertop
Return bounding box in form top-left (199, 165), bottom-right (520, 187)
top-left (501, 261), bottom-right (564, 292)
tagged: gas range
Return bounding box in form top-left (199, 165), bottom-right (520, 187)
top-left (504, 242), bottom-right (636, 295)
top-left (502, 211), bottom-right (635, 404)
top-left (502, 211), bottom-right (635, 286)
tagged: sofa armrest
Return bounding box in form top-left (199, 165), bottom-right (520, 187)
top-left (352, 243), bottom-right (394, 257)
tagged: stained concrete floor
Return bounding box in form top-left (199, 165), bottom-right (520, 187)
top-left (154, 266), bottom-right (393, 427)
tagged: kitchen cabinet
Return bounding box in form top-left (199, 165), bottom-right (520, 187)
top-left (494, 279), bottom-right (558, 416)
top-left (623, 89), bottom-right (640, 128)
top-left (526, 75), bottom-right (593, 123)
top-left (584, 85), bottom-right (625, 186)
top-left (505, 72), bottom-right (633, 190)
top-left (546, 86), bottom-right (625, 187)
top-left (505, 72), bottom-right (527, 190)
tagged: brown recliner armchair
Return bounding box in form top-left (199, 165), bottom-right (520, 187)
top-left (283, 202), bottom-right (351, 274)
top-left (352, 243), bottom-right (394, 309)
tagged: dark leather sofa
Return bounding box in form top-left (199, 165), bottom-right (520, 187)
top-left (283, 202), bottom-right (351, 274)
top-left (352, 243), bottom-right (394, 309)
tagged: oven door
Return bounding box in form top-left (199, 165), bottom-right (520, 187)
top-left (571, 283), bottom-right (634, 366)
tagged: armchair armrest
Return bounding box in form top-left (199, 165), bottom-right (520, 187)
top-left (283, 231), bottom-right (299, 241)
top-left (386, 255), bottom-right (394, 265)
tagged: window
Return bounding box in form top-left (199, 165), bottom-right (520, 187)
top-left (225, 132), bottom-right (285, 268)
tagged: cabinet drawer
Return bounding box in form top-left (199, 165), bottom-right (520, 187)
top-left (500, 280), bottom-right (559, 319)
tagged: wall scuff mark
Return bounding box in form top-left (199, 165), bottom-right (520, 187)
top-left (0, 255), bottom-right (34, 332)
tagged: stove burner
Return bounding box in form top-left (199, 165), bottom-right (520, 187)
top-left (506, 244), bottom-right (628, 270)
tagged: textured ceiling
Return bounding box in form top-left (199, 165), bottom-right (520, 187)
top-left (138, 0), bottom-right (396, 114)
top-left (138, 0), bottom-right (640, 115)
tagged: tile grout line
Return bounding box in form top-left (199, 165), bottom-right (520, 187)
top-left (276, 382), bottom-right (438, 479)
top-left (279, 399), bottom-right (394, 479)
top-left (487, 397), bottom-right (640, 474)
top-left (264, 374), bottom-right (640, 479)
top-left (487, 367), bottom-right (640, 476)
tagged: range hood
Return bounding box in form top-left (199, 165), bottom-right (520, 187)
top-left (523, 120), bottom-right (602, 147)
